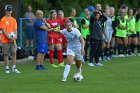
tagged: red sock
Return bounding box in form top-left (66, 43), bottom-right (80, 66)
top-left (48, 50), bottom-right (54, 64)
top-left (57, 50), bottom-right (63, 64)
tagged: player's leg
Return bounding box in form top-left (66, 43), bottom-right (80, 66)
top-left (84, 35), bottom-right (90, 62)
top-left (55, 43), bottom-right (64, 67)
top-left (48, 44), bottom-right (58, 67)
top-left (88, 39), bottom-right (95, 66)
top-left (11, 42), bottom-right (20, 73)
top-left (40, 44), bottom-right (48, 69)
top-left (62, 49), bottom-right (74, 82)
top-left (131, 35), bottom-right (137, 54)
top-left (55, 35), bottom-right (64, 67)
top-left (3, 43), bottom-right (10, 73)
top-left (36, 53), bottom-right (43, 70)
top-left (122, 37), bottom-right (128, 55)
top-left (127, 36), bottom-right (132, 55)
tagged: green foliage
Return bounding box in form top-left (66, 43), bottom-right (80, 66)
top-left (21, 0), bottom-right (140, 17)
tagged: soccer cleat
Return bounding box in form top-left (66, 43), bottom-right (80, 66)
top-left (62, 77), bottom-right (67, 82)
top-left (51, 64), bottom-right (58, 68)
top-left (58, 63), bottom-right (65, 67)
top-left (12, 68), bottom-right (21, 74)
top-left (35, 65), bottom-right (43, 70)
top-left (6, 69), bottom-right (10, 74)
top-left (40, 65), bottom-right (47, 70)
top-left (95, 62), bottom-right (104, 66)
top-left (88, 63), bottom-right (95, 66)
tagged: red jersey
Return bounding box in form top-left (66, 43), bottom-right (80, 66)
top-left (57, 17), bottom-right (68, 30)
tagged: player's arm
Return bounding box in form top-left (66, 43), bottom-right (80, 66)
top-left (1, 28), bottom-right (12, 40)
top-left (42, 18), bottom-right (51, 28)
top-left (14, 28), bottom-right (17, 39)
top-left (117, 19), bottom-right (128, 30)
top-left (40, 25), bottom-right (53, 31)
top-left (14, 20), bottom-right (17, 39)
top-left (81, 19), bottom-right (89, 29)
top-left (79, 35), bottom-right (85, 55)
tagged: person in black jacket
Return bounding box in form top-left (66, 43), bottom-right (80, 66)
top-left (88, 11), bottom-right (107, 66)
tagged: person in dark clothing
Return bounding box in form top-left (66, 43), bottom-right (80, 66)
top-left (88, 11), bottom-right (107, 66)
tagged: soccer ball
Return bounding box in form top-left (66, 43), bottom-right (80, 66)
top-left (8, 32), bottom-right (16, 38)
top-left (73, 73), bottom-right (83, 82)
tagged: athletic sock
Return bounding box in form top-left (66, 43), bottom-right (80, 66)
top-left (12, 65), bottom-right (16, 70)
top-left (6, 66), bottom-right (9, 70)
top-left (48, 50), bottom-right (54, 64)
top-left (57, 50), bottom-right (63, 64)
top-left (63, 64), bottom-right (71, 79)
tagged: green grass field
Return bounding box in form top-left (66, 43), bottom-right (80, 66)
top-left (0, 56), bottom-right (140, 93)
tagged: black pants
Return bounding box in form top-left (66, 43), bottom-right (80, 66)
top-left (89, 39), bottom-right (102, 63)
top-left (84, 35), bottom-right (90, 61)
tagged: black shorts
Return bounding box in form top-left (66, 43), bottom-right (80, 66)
top-left (128, 34), bottom-right (137, 38)
top-left (112, 31), bottom-right (116, 37)
top-left (137, 32), bottom-right (140, 37)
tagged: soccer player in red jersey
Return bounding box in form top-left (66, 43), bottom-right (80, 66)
top-left (47, 10), bottom-right (65, 67)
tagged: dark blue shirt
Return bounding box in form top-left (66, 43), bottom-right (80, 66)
top-left (34, 19), bottom-right (47, 44)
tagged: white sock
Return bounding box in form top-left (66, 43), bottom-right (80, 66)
top-left (6, 66), bottom-right (9, 70)
top-left (12, 65), bottom-right (16, 70)
top-left (63, 64), bottom-right (71, 79)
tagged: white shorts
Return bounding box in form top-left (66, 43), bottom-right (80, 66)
top-left (67, 49), bottom-right (83, 60)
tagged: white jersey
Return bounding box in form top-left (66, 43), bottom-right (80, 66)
top-left (61, 27), bottom-right (82, 51)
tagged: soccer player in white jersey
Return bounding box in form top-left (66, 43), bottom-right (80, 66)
top-left (59, 20), bottom-right (85, 82)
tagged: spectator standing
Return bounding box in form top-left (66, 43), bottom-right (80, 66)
top-left (104, 8), bottom-right (114, 59)
top-left (81, 8), bottom-right (90, 62)
top-left (127, 8), bottom-right (137, 55)
top-left (69, 8), bottom-right (79, 28)
top-left (136, 8), bottom-right (140, 55)
top-left (47, 10), bottom-right (65, 68)
top-left (116, 9), bottom-right (128, 57)
top-left (34, 10), bottom-right (52, 70)
top-left (110, 7), bottom-right (118, 57)
top-left (0, 5), bottom-right (20, 74)
top-left (24, 5), bottom-right (36, 48)
top-left (88, 11), bottom-right (107, 66)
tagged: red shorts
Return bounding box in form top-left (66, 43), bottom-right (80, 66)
top-left (58, 34), bottom-right (67, 45)
top-left (48, 32), bottom-right (61, 44)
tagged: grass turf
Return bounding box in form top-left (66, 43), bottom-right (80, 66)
top-left (0, 56), bottom-right (140, 93)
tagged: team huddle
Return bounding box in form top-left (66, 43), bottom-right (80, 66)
top-left (0, 3), bottom-right (140, 82)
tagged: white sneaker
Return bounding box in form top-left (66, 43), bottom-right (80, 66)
top-left (6, 69), bottom-right (10, 74)
top-left (88, 63), bottom-right (95, 66)
top-left (107, 57), bottom-right (111, 60)
top-left (137, 53), bottom-right (140, 56)
top-left (131, 53), bottom-right (136, 56)
top-left (95, 63), bottom-right (104, 66)
top-left (118, 54), bottom-right (125, 57)
top-left (12, 69), bottom-right (21, 74)
top-left (62, 77), bottom-right (67, 82)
